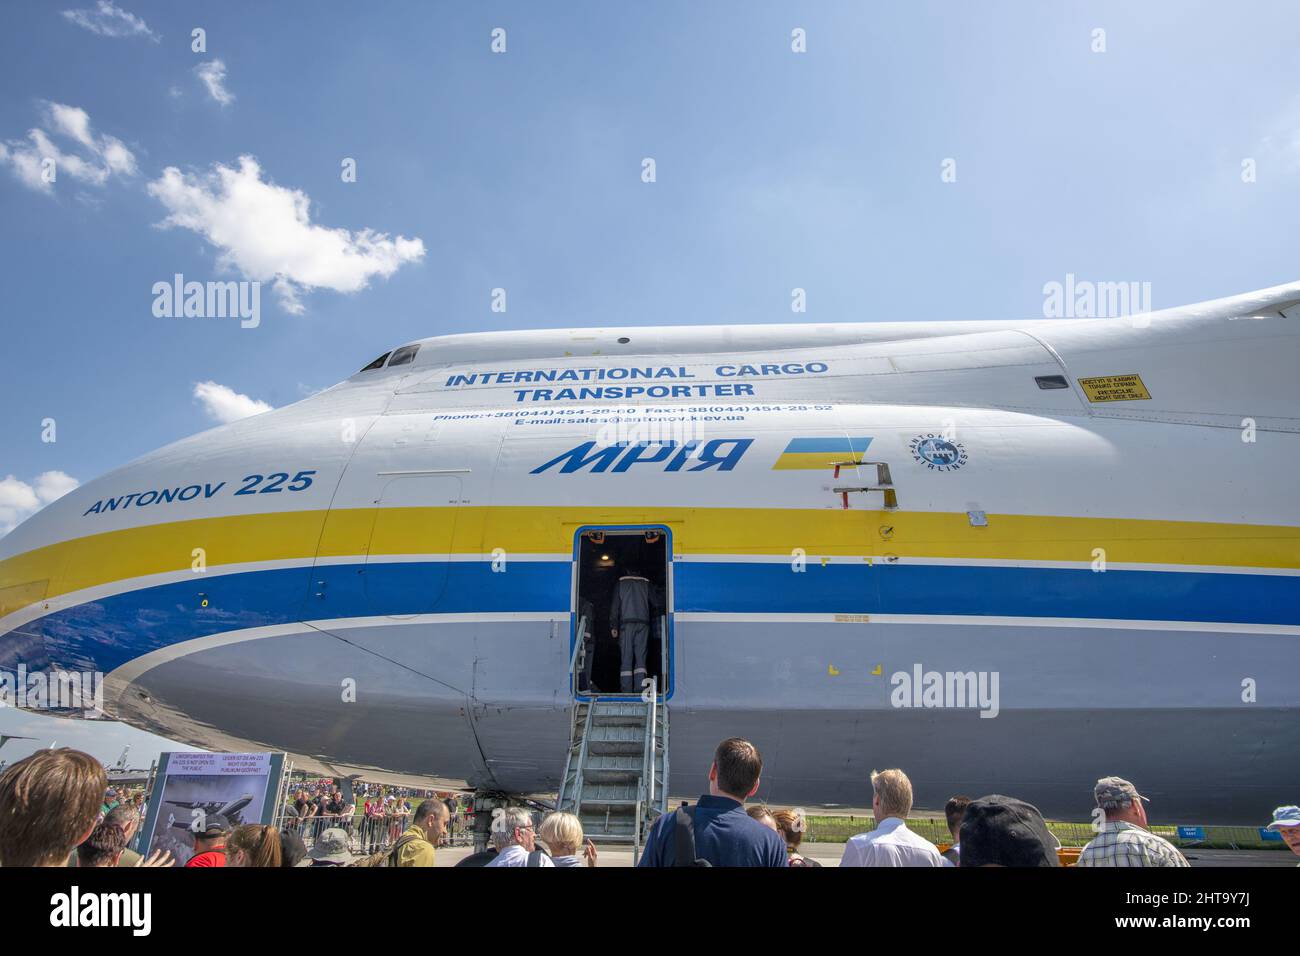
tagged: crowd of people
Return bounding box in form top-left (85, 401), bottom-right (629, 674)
top-left (281, 782), bottom-right (474, 855)
top-left (0, 741), bottom-right (1296, 868)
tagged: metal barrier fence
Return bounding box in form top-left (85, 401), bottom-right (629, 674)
top-left (286, 813), bottom-right (411, 854)
top-left (278, 809), bottom-right (479, 855)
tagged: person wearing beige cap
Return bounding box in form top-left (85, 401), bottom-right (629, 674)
top-left (1078, 776), bottom-right (1189, 867)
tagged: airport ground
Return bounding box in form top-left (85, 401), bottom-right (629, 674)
top-left (376, 801), bottom-right (1295, 867)
top-left (427, 843), bottom-right (1293, 868)
top-left (302, 788), bottom-right (1297, 864)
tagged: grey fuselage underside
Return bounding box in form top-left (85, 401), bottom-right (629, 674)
top-left (109, 616), bottom-right (1297, 825)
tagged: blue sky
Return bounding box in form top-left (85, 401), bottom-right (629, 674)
top-left (3, 0), bottom-right (1300, 504)
top-left (0, 707), bottom-right (202, 771)
top-left (1, 0), bottom-right (1298, 765)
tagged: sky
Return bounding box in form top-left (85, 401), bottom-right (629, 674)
top-left (0, 707), bottom-right (202, 771)
top-left (2, 0), bottom-right (1300, 757)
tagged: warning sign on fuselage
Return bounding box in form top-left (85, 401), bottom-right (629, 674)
top-left (1077, 373), bottom-right (1151, 402)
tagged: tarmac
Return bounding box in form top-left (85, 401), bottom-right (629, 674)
top-left (431, 843), bottom-right (1294, 867)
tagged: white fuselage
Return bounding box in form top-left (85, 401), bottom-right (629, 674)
top-left (2, 285), bottom-right (1298, 822)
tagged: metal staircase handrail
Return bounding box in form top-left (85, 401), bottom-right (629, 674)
top-left (660, 704), bottom-right (670, 817)
top-left (569, 616), bottom-right (587, 695)
top-left (646, 678), bottom-right (657, 815)
top-left (660, 616), bottom-right (667, 697)
top-left (633, 676), bottom-right (656, 863)
top-left (569, 704), bottom-right (595, 817)
top-left (556, 703), bottom-right (579, 810)
top-left (556, 615), bottom-right (589, 810)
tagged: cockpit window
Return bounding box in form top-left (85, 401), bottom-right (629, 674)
top-left (387, 344), bottom-right (420, 367)
top-left (360, 352), bottom-right (391, 372)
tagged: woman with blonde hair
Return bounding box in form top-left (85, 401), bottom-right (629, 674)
top-left (771, 808), bottom-right (821, 867)
top-left (226, 824), bottom-right (283, 867)
top-left (538, 811), bottom-right (597, 867)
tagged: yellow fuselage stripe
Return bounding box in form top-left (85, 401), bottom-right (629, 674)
top-left (2, 506), bottom-right (1299, 618)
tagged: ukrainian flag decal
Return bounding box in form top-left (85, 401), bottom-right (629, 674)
top-left (772, 436), bottom-right (873, 470)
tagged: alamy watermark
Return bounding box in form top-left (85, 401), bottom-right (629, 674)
top-left (1042, 273), bottom-right (1152, 321)
top-left (890, 663), bottom-right (1000, 718)
top-left (152, 273), bottom-right (261, 328)
top-left (0, 665), bottom-right (104, 716)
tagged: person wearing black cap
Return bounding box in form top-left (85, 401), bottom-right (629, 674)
top-left (280, 830), bottom-right (309, 867)
top-left (185, 822), bottom-right (229, 867)
top-left (959, 795), bottom-right (1060, 867)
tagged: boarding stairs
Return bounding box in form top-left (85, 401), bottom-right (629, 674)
top-left (556, 619), bottom-right (669, 863)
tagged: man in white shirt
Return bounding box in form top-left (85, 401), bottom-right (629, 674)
top-left (486, 806), bottom-right (555, 867)
top-left (839, 768), bottom-right (944, 867)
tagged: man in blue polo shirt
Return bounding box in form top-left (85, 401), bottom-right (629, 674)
top-left (638, 737), bottom-right (788, 867)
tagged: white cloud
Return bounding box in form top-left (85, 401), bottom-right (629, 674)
top-left (0, 472), bottom-right (79, 537)
top-left (62, 2), bottom-right (158, 41)
top-left (193, 381), bottom-right (273, 424)
top-left (0, 103), bottom-right (136, 194)
top-left (195, 60), bottom-right (234, 106)
top-left (47, 103), bottom-right (94, 149)
top-left (148, 156), bottom-right (426, 313)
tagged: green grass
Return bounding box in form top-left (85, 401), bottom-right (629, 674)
top-left (803, 815), bottom-right (1286, 851)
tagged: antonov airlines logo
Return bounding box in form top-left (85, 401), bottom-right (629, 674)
top-left (530, 439), bottom-right (752, 474)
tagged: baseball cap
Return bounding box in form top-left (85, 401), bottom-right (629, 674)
top-left (1094, 776), bottom-right (1149, 810)
top-left (1266, 806), bottom-right (1300, 830)
top-left (960, 795), bottom-right (1060, 867)
top-left (195, 821), bottom-right (229, 838)
top-left (279, 831), bottom-right (310, 867)
top-left (308, 827), bottom-right (352, 864)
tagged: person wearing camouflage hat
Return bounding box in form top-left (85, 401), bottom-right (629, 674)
top-left (307, 827), bottom-right (352, 866)
top-left (1078, 776), bottom-right (1189, 867)
top-left (1265, 806), bottom-right (1300, 863)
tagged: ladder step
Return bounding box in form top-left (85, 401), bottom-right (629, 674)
top-left (582, 754), bottom-right (643, 771)
top-left (586, 725), bottom-right (645, 740)
top-left (591, 701), bottom-right (653, 717)
top-left (581, 820), bottom-right (638, 839)
top-left (585, 730), bottom-right (646, 755)
top-left (580, 784), bottom-right (640, 805)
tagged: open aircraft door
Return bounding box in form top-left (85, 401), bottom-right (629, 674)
top-left (570, 524), bottom-right (673, 700)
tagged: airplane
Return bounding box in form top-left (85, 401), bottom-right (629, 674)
top-left (163, 794), bottom-right (255, 831)
top-left (1, 281), bottom-right (1297, 826)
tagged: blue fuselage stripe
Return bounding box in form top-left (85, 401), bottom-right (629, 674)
top-left (676, 562), bottom-right (1298, 624)
top-left (3, 559), bottom-right (1296, 674)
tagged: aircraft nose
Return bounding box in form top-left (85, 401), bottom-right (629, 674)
top-left (0, 465), bottom-right (168, 675)
top-left (0, 481), bottom-right (97, 674)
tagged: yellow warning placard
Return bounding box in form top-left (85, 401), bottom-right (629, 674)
top-left (1077, 374), bottom-right (1151, 402)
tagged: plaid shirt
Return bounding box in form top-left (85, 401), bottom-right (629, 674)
top-left (1078, 821), bottom-right (1189, 867)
